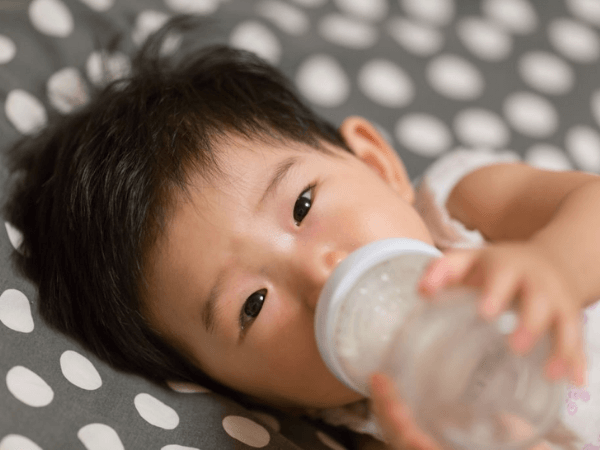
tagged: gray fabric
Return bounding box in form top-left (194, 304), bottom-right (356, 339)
top-left (1, 0), bottom-right (599, 449)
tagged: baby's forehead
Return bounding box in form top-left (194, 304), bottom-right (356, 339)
top-left (204, 133), bottom-right (342, 176)
top-left (179, 134), bottom-right (343, 205)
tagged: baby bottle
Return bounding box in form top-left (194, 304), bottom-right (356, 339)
top-left (315, 238), bottom-right (566, 450)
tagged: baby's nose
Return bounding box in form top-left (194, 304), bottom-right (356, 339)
top-left (300, 247), bottom-right (350, 310)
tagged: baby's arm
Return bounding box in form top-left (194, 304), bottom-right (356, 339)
top-left (445, 162), bottom-right (600, 308)
top-left (366, 162), bottom-right (598, 450)
top-left (419, 162), bottom-right (600, 385)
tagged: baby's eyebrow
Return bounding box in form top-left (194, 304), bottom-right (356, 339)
top-left (201, 269), bottom-right (226, 334)
top-left (257, 156), bottom-right (301, 209)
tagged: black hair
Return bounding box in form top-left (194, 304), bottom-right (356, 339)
top-left (2, 16), bottom-right (351, 399)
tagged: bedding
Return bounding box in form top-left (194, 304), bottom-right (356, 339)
top-left (1, 0), bottom-right (599, 449)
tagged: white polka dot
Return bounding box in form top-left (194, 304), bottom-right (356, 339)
top-left (164, 0), bottom-right (220, 15)
top-left (357, 59), bottom-right (414, 108)
top-left (395, 114), bottom-right (452, 157)
top-left (565, 125), bottom-right (600, 172)
top-left (5, 89), bottom-right (48, 135)
top-left (457, 17), bottom-right (512, 61)
top-left (319, 14), bottom-right (378, 49)
top-left (60, 350), bottom-right (102, 390)
top-left (387, 17), bottom-right (443, 56)
top-left (0, 289), bottom-right (33, 333)
top-left (29, 0), bottom-right (74, 37)
top-left (401, 0), bottom-right (454, 26)
top-left (454, 108), bottom-right (510, 148)
top-left (132, 10), bottom-right (170, 46)
top-left (5, 222), bottom-right (23, 252)
top-left (518, 52), bottom-right (574, 95)
top-left (333, 0), bottom-right (388, 22)
top-left (257, 1), bottom-right (309, 35)
top-left (222, 416), bottom-right (270, 448)
top-left (427, 54), bottom-right (484, 101)
top-left (6, 366), bottom-right (53, 407)
top-left (162, 446), bottom-right (199, 450)
top-left (158, 32), bottom-right (183, 57)
top-left (47, 67), bottom-right (90, 114)
top-left (251, 411), bottom-right (281, 432)
top-left (167, 380), bottom-right (210, 393)
top-left (134, 393), bottom-right (180, 430)
top-left (291, 0), bottom-right (326, 7)
top-left (548, 18), bottom-right (600, 63)
top-left (0, 35), bottom-right (17, 64)
top-left (591, 90), bottom-right (600, 128)
top-left (567, 0), bottom-right (600, 28)
top-left (86, 51), bottom-right (131, 87)
top-left (78, 0), bottom-right (114, 12)
top-left (0, 434), bottom-right (43, 450)
top-left (229, 21), bottom-right (281, 65)
top-left (295, 54), bottom-right (350, 107)
top-left (503, 92), bottom-right (558, 138)
top-left (316, 431), bottom-right (347, 450)
top-left (78, 423), bottom-right (124, 450)
top-left (526, 144), bottom-right (573, 171)
top-left (482, 0), bottom-right (537, 34)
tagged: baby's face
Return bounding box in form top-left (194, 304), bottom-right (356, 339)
top-left (144, 129), bottom-right (434, 410)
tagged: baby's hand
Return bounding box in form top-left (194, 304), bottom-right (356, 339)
top-left (417, 242), bottom-right (587, 387)
top-left (370, 372), bottom-right (444, 450)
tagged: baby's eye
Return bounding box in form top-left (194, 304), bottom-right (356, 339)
top-left (293, 185), bottom-right (314, 225)
top-left (240, 289), bottom-right (267, 330)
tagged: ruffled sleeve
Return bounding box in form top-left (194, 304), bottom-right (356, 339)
top-left (413, 148), bottom-right (521, 251)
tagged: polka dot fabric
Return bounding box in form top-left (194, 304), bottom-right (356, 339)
top-left (0, 0), bottom-right (599, 449)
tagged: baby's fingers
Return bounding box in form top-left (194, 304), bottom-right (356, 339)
top-left (477, 263), bottom-right (520, 319)
top-left (545, 313), bottom-right (585, 386)
top-left (418, 250), bottom-right (479, 296)
top-left (508, 291), bottom-right (585, 386)
top-left (508, 293), bottom-right (553, 356)
top-left (370, 373), bottom-right (443, 450)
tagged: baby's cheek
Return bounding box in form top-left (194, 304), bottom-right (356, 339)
top-left (253, 296), bottom-right (299, 343)
top-left (264, 302), bottom-right (319, 360)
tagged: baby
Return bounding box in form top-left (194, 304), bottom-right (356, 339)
top-left (3, 17), bottom-right (597, 450)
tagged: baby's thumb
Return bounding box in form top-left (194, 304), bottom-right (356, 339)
top-left (370, 373), bottom-right (443, 450)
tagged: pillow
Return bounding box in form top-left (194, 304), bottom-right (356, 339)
top-left (1, 0), bottom-right (600, 449)
top-left (0, 2), bottom-right (357, 449)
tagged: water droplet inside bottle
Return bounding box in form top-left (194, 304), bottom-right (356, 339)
top-left (381, 272), bottom-right (390, 282)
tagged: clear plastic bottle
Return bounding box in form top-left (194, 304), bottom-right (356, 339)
top-left (315, 238), bottom-right (566, 450)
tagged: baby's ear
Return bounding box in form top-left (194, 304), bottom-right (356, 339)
top-left (339, 116), bottom-right (415, 204)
